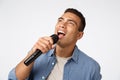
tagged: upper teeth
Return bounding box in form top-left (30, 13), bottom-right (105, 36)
top-left (58, 31), bottom-right (65, 34)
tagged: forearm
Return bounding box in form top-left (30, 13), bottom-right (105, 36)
top-left (15, 51), bottom-right (34, 80)
top-left (14, 36), bottom-right (53, 79)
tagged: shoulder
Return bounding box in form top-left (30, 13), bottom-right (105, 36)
top-left (79, 49), bottom-right (100, 67)
top-left (70, 46), bottom-right (102, 79)
top-left (77, 49), bottom-right (102, 79)
top-left (74, 46), bottom-right (101, 70)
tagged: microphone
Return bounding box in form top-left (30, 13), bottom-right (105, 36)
top-left (24, 34), bottom-right (59, 66)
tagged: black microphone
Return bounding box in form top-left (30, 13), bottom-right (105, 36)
top-left (24, 34), bottom-right (59, 66)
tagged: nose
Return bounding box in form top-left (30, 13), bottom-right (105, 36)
top-left (59, 22), bottom-right (66, 29)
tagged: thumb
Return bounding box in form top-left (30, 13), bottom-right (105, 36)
top-left (52, 45), bottom-right (55, 49)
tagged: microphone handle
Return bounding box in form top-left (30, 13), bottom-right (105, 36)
top-left (24, 34), bottom-right (59, 66)
top-left (24, 49), bottom-right (42, 66)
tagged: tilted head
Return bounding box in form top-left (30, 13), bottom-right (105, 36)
top-left (64, 8), bottom-right (86, 32)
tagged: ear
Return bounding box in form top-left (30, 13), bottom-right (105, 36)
top-left (77, 32), bottom-right (84, 40)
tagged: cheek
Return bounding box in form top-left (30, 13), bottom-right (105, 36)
top-left (67, 25), bottom-right (79, 33)
top-left (55, 24), bottom-right (59, 29)
top-left (54, 26), bottom-right (58, 33)
top-left (68, 28), bottom-right (77, 34)
top-left (68, 29), bottom-right (80, 38)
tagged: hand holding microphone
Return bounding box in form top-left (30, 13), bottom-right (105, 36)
top-left (24, 34), bottom-right (59, 66)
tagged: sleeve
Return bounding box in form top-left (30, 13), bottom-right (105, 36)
top-left (8, 68), bottom-right (33, 80)
top-left (8, 68), bottom-right (17, 80)
top-left (91, 62), bottom-right (102, 80)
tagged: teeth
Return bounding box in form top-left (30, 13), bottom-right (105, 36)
top-left (58, 31), bottom-right (65, 34)
top-left (58, 30), bottom-right (65, 36)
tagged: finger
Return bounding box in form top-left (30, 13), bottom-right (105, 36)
top-left (35, 42), bottom-right (46, 53)
top-left (40, 37), bottom-right (52, 50)
top-left (43, 37), bottom-right (53, 44)
top-left (52, 45), bottom-right (55, 49)
top-left (36, 37), bottom-right (52, 53)
top-left (41, 37), bottom-right (53, 49)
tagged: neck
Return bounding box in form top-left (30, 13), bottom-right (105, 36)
top-left (55, 44), bottom-right (75, 58)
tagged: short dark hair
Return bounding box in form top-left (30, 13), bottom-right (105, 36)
top-left (64, 8), bottom-right (86, 32)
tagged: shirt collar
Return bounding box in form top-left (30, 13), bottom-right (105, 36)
top-left (47, 48), bottom-right (55, 57)
top-left (47, 45), bottom-right (80, 63)
top-left (70, 45), bottom-right (79, 63)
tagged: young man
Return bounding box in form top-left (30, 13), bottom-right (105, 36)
top-left (8, 8), bottom-right (102, 80)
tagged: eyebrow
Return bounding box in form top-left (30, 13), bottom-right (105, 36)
top-left (58, 17), bottom-right (63, 20)
top-left (58, 17), bottom-right (78, 26)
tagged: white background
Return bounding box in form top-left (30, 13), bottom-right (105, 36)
top-left (0, 0), bottom-right (120, 80)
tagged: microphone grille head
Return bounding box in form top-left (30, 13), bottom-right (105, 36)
top-left (50, 34), bottom-right (59, 44)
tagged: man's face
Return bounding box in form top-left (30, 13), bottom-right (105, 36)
top-left (55, 12), bottom-right (83, 47)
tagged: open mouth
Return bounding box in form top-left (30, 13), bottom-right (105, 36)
top-left (57, 31), bottom-right (65, 38)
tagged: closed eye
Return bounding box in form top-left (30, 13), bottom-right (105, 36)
top-left (67, 20), bottom-right (77, 26)
top-left (58, 17), bottom-right (63, 22)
